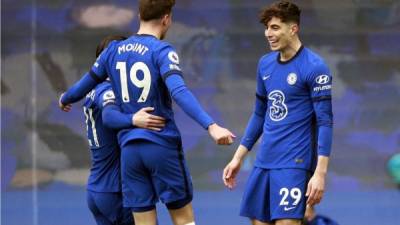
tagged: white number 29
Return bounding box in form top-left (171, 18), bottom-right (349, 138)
top-left (116, 61), bottom-right (151, 103)
top-left (279, 187), bottom-right (302, 206)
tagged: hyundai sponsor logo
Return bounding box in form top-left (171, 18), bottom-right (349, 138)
top-left (316, 75), bottom-right (330, 84)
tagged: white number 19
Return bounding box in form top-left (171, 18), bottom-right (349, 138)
top-left (116, 61), bottom-right (151, 103)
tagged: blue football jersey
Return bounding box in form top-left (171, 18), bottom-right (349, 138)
top-left (255, 46), bottom-right (332, 170)
top-left (83, 81), bottom-right (121, 192)
top-left (90, 34), bottom-right (183, 148)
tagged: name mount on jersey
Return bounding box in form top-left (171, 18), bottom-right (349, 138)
top-left (118, 43), bottom-right (149, 55)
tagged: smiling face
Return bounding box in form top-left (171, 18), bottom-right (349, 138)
top-left (264, 16), bottom-right (298, 52)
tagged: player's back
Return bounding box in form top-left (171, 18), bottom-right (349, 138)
top-left (83, 81), bottom-right (121, 192)
top-left (102, 35), bottom-right (182, 148)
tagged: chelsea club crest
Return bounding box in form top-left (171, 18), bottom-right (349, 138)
top-left (287, 73), bottom-right (297, 85)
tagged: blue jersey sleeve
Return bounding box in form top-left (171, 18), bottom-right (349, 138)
top-left (61, 72), bottom-right (104, 105)
top-left (307, 61), bottom-right (332, 100)
top-left (165, 74), bottom-right (214, 129)
top-left (156, 44), bottom-right (183, 81)
top-left (240, 64), bottom-right (267, 150)
top-left (61, 43), bottom-right (116, 105)
top-left (97, 89), bottom-right (134, 130)
top-left (256, 65), bottom-right (267, 98)
top-left (307, 62), bottom-right (333, 156)
top-left (98, 89), bottom-right (117, 108)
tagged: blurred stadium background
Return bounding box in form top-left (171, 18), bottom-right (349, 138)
top-left (2, 0), bottom-right (400, 224)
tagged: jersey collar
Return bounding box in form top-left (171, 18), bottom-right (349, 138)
top-left (277, 45), bottom-right (304, 65)
top-left (134, 33), bottom-right (157, 39)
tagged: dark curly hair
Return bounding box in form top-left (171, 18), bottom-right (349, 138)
top-left (259, 1), bottom-right (301, 26)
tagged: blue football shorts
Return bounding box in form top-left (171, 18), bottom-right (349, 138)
top-left (121, 140), bottom-right (193, 212)
top-left (240, 167), bottom-right (309, 222)
top-left (87, 190), bottom-right (134, 225)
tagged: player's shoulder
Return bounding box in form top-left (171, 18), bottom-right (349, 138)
top-left (259, 51), bottom-right (279, 64)
top-left (95, 39), bottom-right (124, 62)
top-left (302, 47), bottom-right (329, 71)
top-left (150, 40), bottom-right (180, 66)
top-left (94, 81), bottom-right (115, 106)
top-left (257, 51), bottom-right (279, 73)
top-left (154, 39), bottom-right (177, 53)
top-left (96, 81), bottom-right (113, 97)
top-left (102, 39), bottom-right (121, 54)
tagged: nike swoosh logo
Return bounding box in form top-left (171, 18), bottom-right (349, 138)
top-left (262, 75), bottom-right (270, 80)
top-left (284, 206), bottom-right (296, 211)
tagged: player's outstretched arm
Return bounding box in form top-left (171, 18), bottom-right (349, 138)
top-left (223, 145), bottom-right (249, 189)
top-left (59, 72), bottom-right (104, 111)
top-left (165, 74), bottom-right (235, 145)
top-left (208, 123), bottom-right (236, 145)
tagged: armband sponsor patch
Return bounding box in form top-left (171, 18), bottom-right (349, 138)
top-left (103, 90), bottom-right (115, 101)
top-left (169, 64), bottom-right (181, 71)
top-left (313, 85), bottom-right (332, 92)
top-left (168, 51), bottom-right (180, 64)
top-left (102, 99), bottom-right (115, 107)
top-left (313, 74), bottom-right (331, 92)
top-left (315, 75), bottom-right (330, 85)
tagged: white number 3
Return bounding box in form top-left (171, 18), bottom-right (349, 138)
top-left (116, 61), bottom-right (151, 103)
top-left (279, 187), bottom-right (302, 206)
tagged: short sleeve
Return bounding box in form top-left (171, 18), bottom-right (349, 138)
top-left (306, 62), bottom-right (332, 100)
top-left (156, 44), bottom-right (183, 81)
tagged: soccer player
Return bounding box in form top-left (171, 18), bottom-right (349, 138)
top-left (59, 1), bottom-right (235, 225)
top-left (61, 35), bottom-right (167, 225)
top-left (223, 1), bottom-right (333, 225)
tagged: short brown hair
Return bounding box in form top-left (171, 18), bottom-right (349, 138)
top-left (96, 35), bottom-right (127, 57)
top-left (139, 0), bottom-right (175, 21)
top-left (259, 1), bottom-right (301, 26)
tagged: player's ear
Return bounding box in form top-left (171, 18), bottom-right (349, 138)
top-left (162, 14), bottom-right (171, 26)
top-left (290, 23), bottom-right (299, 36)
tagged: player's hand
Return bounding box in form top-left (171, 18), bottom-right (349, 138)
top-left (59, 93), bottom-right (72, 112)
top-left (208, 123), bottom-right (236, 145)
top-left (222, 157), bottom-right (242, 190)
top-left (305, 171), bottom-right (326, 206)
top-left (132, 107), bottom-right (166, 131)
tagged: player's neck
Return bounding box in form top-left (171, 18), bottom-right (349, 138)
top-left (279, 38), bottom-right (302, 62)
top-left (137, 22), bottom-right (163, 39)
